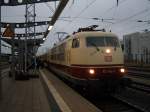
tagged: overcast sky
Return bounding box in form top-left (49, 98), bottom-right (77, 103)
top-left (1, 0), bottom-right (150, 55)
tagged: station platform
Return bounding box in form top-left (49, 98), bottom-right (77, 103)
top-left (39, 68), bottom-right (102, 112)
top-left (0, 68), bottom-right (102, 112)
top-left (0, 69), bottom-right (51, 112)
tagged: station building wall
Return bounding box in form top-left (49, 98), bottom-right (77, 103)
top-left (123, 31), bottom-right (150, 64)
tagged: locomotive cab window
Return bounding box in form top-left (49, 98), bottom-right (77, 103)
top-left (86, 36), bottom-right (119, 47)
top-left (86, 37), bottom-right (105, 47)
top-left (105, 37), bottom-right (119, 47)
top-left (72, 38), bottom-right (80, 48)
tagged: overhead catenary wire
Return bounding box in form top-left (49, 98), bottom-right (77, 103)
top-left (105, 1), bottom-right (150, 32)
top-left (58, 0), bottom-right (98, 32)
top-left (97, 0), bottom-right (150, 32)
top-left (114, 8), bottom-right (150, 25)
top-left (70, 1), bottom-right (149, 31)
top-left (44, 2), bottom-right (55, 13)
top-left (129, 20), bottom-right (150, 32)
top-left (70, 0), bottom-right (97, 20)
top-left (116, 16), bottom-right (150, 33)
top-left (100, 0), bottom-right (129, 17)
top-left (122, 23), bottom-right (149, 33)
top-left (57, 0), bottom-right (129, 33)
top-left (51, 0), bottom-right (150, 39)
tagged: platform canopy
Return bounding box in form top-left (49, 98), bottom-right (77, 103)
top-left (0, 0), bottom-right (59, 6)
top-left (1, 38), bottom-right (44, 46)
top-left (1, 21), bottom-right (50, 28)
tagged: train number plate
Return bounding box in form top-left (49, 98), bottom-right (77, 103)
top-left (104, 56), bottom-right (112, 62)
top-left (102, 69), bottom-right (114, 73)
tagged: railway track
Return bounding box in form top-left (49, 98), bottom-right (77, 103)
top-left (111, 88), bottom-right (150, 112)
top-left (72, 84), bottom-right (149, 112)
top-left (126, 68), bottom-right (150, 93)
top-left (127, 67), bottom-right (150, 72)
top-left (129, 81), bottom-right (150, 93)
top-left (127, 70), bottom-right (150, 79)
top-left (73, 75), bottom-right (150, 112)
top-left (127, 66), bottom-right (150, 78)
top-left (81, 87), bottom-right (150, 112)
top-left (87, 95), bottom-right (142, 112)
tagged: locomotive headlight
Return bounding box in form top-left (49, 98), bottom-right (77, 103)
top-left (89, 69), bottom-right (95, 75)
top-left (120, 68), bottom-right (125, 73)
top-left (105, 49), bottom-right (111, 53)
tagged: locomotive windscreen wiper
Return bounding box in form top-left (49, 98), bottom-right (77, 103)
top-left (89, 42), bottom-right (100, 52)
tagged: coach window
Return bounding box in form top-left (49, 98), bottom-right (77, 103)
top-left (72, 38), bottom-right (80, 48)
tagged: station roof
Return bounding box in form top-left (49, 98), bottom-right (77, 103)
top-left (0, 0), bottom-right (59, 6)
top-left (1, 38), bottom-right (43, 47)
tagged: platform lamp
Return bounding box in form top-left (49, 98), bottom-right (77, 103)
top-left (48, 25), bottom-right (53, 31)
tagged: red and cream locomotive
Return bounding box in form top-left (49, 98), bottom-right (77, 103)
top-left (40, 25), bottom-right (130, 92)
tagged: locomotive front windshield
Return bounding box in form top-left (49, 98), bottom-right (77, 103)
top-left (86, 36), bottom-right (120, 47)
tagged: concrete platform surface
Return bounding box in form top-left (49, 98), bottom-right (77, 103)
top-left (0, 75), bottom-right (51, 112)
top-left (40, 69), bottom-right (102, 112)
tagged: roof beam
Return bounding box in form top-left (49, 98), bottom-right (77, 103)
top-left (51, 0), bottom-right (69, 25)
top-left (43, 0), bottom-right (69, 38)
top-left (0, 0), bottom-right (59, 6)
top-left (1, 38), bottom-right (44, 46)
top-left (1, 21), bottom-right (50, 28)
top-left (1, 32), bottom-right (45, 37)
